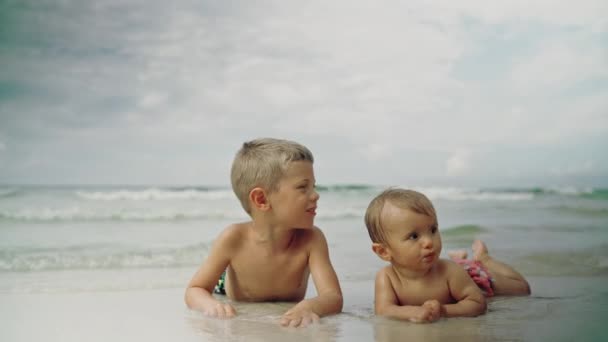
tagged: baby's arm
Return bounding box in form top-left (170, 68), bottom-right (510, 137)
top-left (280, 227), bottom-right (343, 327)
top-left (374, 270), bottom-right (440, 323)
top-left (185, 227), bottom-right (237, 318)
top-left (441, 261), bottom-right (487, 317)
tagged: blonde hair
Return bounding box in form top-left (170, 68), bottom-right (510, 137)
top-left (230, 138), bottom-right (314, 214)
top-left (364, 188), bottom-right (437, 244)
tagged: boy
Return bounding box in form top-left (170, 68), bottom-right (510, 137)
top-left (185, 138), bottom-right (343, 328)
top-left (365, 188), bottom-right (530, 323)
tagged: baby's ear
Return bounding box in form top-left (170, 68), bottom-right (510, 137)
top-left (372, 243), bottom-right (391, 262)
top-left (249, 187), bottom-right (270, 211)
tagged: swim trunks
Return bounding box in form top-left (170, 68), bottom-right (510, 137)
top-left (454, 259), bottom-right (494, 297)
top-left (213, 271), bottom-right (226, 295)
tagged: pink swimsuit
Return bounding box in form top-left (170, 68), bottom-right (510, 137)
top-left (453, 259), bottom-right (494, 297)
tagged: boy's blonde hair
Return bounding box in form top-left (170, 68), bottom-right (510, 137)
top-left (231, 138), bottom-right (314, 214)
top-left (364, 188), bottom-right (437, 244)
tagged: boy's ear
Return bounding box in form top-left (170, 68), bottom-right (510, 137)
top-left (249, 187), bottom-right (270, 211)
top-left (372, 243), bottom-right (392, 262)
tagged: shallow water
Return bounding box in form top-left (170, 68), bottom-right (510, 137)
top-left (1, 185), bottom-right (607, 341)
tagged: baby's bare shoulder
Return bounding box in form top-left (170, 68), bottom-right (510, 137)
top-left (375, 265), bottom-right (395, 279)
top-left (375, 266), bottom-right (398, 288)
top-left (438, 259), bottom-right (469, 278)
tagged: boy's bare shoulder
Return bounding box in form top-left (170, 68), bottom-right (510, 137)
top-left (215, 222), bottom-right (250, 249)
top-left (301, 225), bottom-right (329, 246)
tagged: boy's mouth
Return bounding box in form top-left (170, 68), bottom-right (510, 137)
top-left (306, 207), bottom-right (317, 215)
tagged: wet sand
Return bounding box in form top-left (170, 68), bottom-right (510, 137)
top-left (2, 276), bottom-right (607, 342)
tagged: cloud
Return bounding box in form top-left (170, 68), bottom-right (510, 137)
top-left (0, 0), bottom-right (606, 186)
top-left (446, 149), bottom-right (473, 177)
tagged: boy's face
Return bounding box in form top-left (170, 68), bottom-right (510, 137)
top-left (379, 203), bottom-right (441, 272)
top-left (267, 161), bottom-right (319, 229)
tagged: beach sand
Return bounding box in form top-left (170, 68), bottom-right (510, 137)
top-left (2, 275), bottom-right (607, 342)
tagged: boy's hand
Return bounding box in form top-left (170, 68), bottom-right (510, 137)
top-left (280, 307), bottom-right (320, 328)
top-left (203, 301), bottom-right (237, 319)
top-left (408, 301), bottom-right (441, 323)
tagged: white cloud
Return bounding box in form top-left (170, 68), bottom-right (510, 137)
top-left (446, 149), bottom-right (473, 176)
top-left (508, 41), bottom-right (608, 93)
top-left (1, 0), bottom-right (606, 186)
top-left (139, 92), bottom-right (168, 109)
top-left (359, 143), bottom-right (393, 162)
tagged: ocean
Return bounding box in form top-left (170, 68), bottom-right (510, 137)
top-left (1, 184), bottom-right (607, 341)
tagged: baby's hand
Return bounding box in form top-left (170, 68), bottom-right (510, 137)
top-left (203, 302), bottom-right (237, 319)
top-left (422, 300), bottom-right (441, 322)
top-left (280, 307), bottom-right (320, 328)
top-left (408, 302), bottom-right (441, 324)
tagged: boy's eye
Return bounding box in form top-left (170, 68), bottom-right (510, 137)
top-left (408, 233), bottom-right (419, 240)
top-left (431, 226), bottom-right (438, 234)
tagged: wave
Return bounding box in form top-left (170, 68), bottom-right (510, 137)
top-left (520, 246), bottom-right (608, 276)
top-left (75, 188), bottom-right (235, 201)
top-left (2, 185), bottom-right (606, 201)
top-left (0, 207), bottom-right (367, 222)
top-left (552, 205), bottom-right (608, 217)
top-left (316, 184), bottom-right (378, 192)
top-left (0, 188), bottom-right (21, 198)
top-left (442, 224), bottom-right (488, 237)
top-left (415, 187), bottom-right (535, 201)
top-left (0, 207), bottom-right (248, 222)
top-left (0, 243), bottom-right (210, 272)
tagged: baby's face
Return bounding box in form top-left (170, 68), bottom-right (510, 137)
top-left (381, 203), bottom-right (442, 271)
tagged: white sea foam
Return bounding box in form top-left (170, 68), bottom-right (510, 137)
top-left (0, 207), bottom-right (248, 221)
top-left (75, 188), bottom-right (234, 201)
top-left (0, 243), bottom-right (210, 272)
top-left (413, 187), bottom-right (534, 201)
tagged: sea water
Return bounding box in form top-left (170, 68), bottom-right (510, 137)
top-left (1, 185), bottom-right (607, 341)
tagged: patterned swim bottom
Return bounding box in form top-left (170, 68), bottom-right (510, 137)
top-left (213, 271), bottom-right (226, 295)
top-left (453, 259), bottom-right (494, 297)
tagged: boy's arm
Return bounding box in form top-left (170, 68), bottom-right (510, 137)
top-left (280, 227), bottom-right (343, 327)
top-left (374, 269), bottom-right (440, 323)
top-left (441, 261), bottom-right (487, 318)
top-left (184, 227), bottom-right (236, 318)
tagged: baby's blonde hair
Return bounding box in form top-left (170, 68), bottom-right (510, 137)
top-left (230, 138), bottom-right (314, 214)
top-left (364, 188), bottom-right (437, 244)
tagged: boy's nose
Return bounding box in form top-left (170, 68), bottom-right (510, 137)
top-left (311, 189), bottom-right (320, 201)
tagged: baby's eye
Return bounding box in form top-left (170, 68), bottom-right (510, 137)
top-left (431, 226), bottom-right (438, 234)
top-left (409, 233), bottom-right (419, 240)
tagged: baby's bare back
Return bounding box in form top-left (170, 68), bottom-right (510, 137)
top-left (224, 228), bottom-right (313, 301)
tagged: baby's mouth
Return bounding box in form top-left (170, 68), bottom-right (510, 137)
top-left (422, 252), bottom-right (435, 262)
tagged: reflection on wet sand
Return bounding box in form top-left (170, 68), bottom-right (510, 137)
top-left (186, 301), bottom-right (341, 342)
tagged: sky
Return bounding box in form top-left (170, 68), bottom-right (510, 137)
top-left (1, 0), bottom-right (607, 187)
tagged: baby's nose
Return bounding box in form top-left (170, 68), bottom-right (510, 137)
top-left (421, 236), bottom-right (434, 248)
